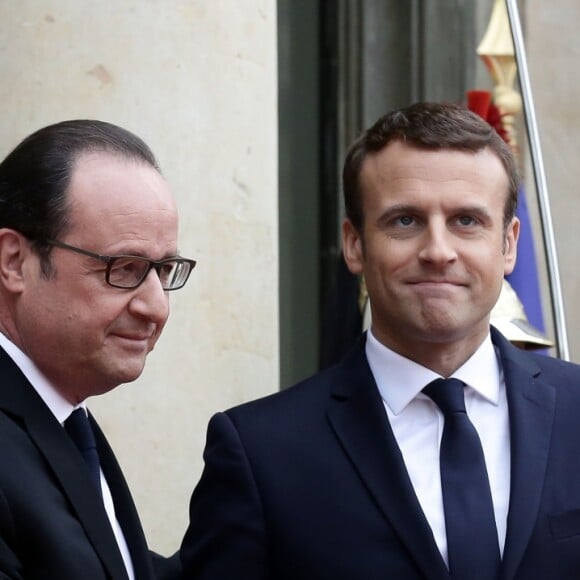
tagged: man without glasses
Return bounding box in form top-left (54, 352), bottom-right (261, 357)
top-left (181, 102), bottom-right (580, 579)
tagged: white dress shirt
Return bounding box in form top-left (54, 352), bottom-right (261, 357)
top-left (365, 329), bottom-right (511, 565)
top-left (0, 333), bottom-right (135, 580)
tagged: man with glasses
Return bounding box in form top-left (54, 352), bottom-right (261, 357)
top-left (0, 120), bottom-right (193, 579)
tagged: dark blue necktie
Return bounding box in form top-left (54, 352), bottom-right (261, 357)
top-left (423, 378), bottom-right (501, 579)
top-left (65, 408), bottom-right (102, 493)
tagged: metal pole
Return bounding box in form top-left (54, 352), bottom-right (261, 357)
top-left (504, 0), bottom-right (570, 360)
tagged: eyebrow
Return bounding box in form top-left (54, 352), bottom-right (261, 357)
top-left (376, 204), bottom-right (420, 227)
top-left (106, 247), bottom-right (181, 260)
top-left (450, 205), bottom-right (494, 222)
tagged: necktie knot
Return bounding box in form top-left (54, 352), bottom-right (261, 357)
top-left (423, 377), bottom-right (466, 415)
top-left (65, 408), bottom-right (97, 452)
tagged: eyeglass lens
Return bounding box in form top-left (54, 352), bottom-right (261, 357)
top-left (108, 257), bottom-right (191, 289)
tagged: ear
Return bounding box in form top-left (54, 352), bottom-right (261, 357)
top-left (342, 219), bottom-right (365, 275)
top-left (0, 229), bottom-right (29, 293)
top-left (503, 216), bottom-right (520, 276)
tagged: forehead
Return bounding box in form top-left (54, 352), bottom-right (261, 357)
top-left (66, 152), bottom-right (177, 247)
top-left (359, 141), bottom-right (509, 209)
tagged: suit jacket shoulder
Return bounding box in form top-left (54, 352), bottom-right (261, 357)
top-left (0, 347), bottom-right (166, 580)
top-left (183, 335), bottom-right (448, 579)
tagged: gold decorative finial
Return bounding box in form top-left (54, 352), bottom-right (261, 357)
top-left (477, 0), bottom-right (522, 153)
top-left (491, 280), bottom-right (553, 350)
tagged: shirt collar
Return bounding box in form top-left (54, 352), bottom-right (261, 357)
top-left (366, 329), bottom-right (501, 416)
top-left (0, 332), bottom-right (83, 424)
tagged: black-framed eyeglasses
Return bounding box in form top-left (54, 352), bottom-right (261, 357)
top-left (44, 239), bottom-right (196, 290)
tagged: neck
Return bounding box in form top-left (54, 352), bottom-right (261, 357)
top-left (370, 327), bottom-right (489, 377)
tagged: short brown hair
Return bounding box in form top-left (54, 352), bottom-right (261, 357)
top-left (342, 101), bottom-right (519, 231)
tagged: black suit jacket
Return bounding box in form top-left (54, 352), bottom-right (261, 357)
top-left (181, 328), bottom-right (580, 579)
top-left (0, 347), bottom-right (179, 579)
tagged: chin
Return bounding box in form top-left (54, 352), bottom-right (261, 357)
top-left (113, 361), bottom-right (147, 386)
top-left (122, 367), bottom-right (146, 384)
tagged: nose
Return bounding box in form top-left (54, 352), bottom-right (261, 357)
top-left (128, 268), bottom-right (170, 325)
top-left (417, 220), bottom-right (458, 265)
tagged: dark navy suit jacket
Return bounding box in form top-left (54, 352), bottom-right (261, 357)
top-left (182, 328), bottom-right (580, 579)
top-left (0, 347), bottom-right (179, 580)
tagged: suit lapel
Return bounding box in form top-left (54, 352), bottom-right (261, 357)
top-left (327, 336), bottom-right (449, 579)
top-left (27, 416), bottom-right (130, 579)
top-left (93, 418), bottom-right (155, 580)
top-left (0, 348), bottom-right (129, 579)
top-left (492, 330), bottom-right (556, 580)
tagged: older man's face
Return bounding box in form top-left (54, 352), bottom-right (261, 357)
top-left (16, 152), bottom-right (178, 403)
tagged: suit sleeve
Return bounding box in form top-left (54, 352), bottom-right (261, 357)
top-left (0, 488), bottom-right (22, 580)
top-left (180, 412), bottom-right (269, 580)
